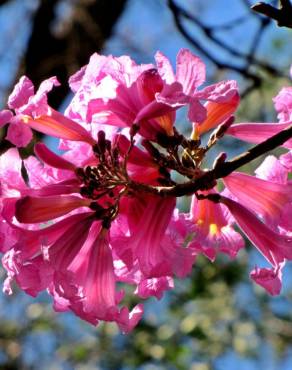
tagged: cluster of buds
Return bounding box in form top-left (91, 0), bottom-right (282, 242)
top-left (0, 49), bottom-right (291, 332)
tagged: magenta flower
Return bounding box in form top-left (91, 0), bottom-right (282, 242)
top-left (227, 121), bottom-right (292, 148)
top-left (153, 49), bottom-right (239, 125)
top-left (0, 75), bottom-right (97, 147)
top-left (182, 190), bottom-right (244, 261)
top-left (223, 171), bottom-right (292, 228)
top-left (227, 75), bottom-right (292, 147)
top-left (250, 264), bottom-right (284, 296)
top-left (220, 196), bottom-right (292, 294)
top-left (68, 49), bottom-right (238, 141)
top-left (0, 48), bottom-right (291, 331)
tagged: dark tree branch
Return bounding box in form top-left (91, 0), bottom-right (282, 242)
top-left (252, 0), bottom-right (292, 28)
top-left (167, 0), bottom-right (289, 98)
top-left (129, 124), bottom-right (292, 197)
top-left (167, 0), bottom-right (264, 96)
top-left (169, 0), bottom-right (280, 76)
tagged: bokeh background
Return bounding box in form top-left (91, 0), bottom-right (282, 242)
top-left (0, 1), bottom-right (292, 369)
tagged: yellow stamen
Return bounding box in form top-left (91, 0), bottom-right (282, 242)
top-left (209, 223), bottom-right (218, 236)
top-left (191, 124), bottom-right (200, 140)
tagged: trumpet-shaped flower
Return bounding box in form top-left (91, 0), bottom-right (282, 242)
top-left (220, 196), bottom-right (292, 294)
top-left (180, 190), bottom-right (244, 261)
top-left (0, 48), bottom-right (291, 331)
top-left (223, 172), bottom-right (292, 229)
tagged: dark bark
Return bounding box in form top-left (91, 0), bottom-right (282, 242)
top-left (252, 0), bottom-right (292, 28)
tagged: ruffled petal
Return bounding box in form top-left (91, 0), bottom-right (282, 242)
top-left (6, 116), bottom-right (33, 147)
top-left (250, 264), bottom-right (284, 296)
top-left (8, 76), bottom-right (34, 109)
top-left (176, 48), bottom-right (206, 95)
top-left (0, 109), bottom-right (13, 127)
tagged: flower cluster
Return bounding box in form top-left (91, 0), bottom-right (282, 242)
top-left (0, 49), bottom-right (291, 332)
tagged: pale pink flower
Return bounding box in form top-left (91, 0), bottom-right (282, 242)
top-left (153, 49), bottom-right (239, 124)
top-left (255, 155), bottom-right (288, 184)
top-left (280, 150), bottom-right (292, 171)
top-left (273, 86), bottom-right (292, 122)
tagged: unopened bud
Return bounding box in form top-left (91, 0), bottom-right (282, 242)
top-left (213, 152), bottom-right (227, 169)
top-left (210, 116), bottom-right (235, 142)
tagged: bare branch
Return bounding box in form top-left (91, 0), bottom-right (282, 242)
top-left (252, 0), bottom-right (292, 28)
top-left (129, 124), bottom-right (292, 197)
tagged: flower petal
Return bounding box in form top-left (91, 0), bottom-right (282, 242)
top-left (6, 116), bottom-right (33, 147)
top-left (227, 122), bottom-right (292, 148)
top-left (23, 108), bottom-right (95, 144)
top-left (8, 76), bottom-right (34, 109)
top-left (176, 48), bottom-right (206, 95)
top-left (250, 264), bottom-right (284, 296)
top-left (0, 109), bottom-right (13, 128)
top-left (15, 195), bottom-right (91, 223)
top-left (220, 196), bottom-right (292, 266)
top-left (34, 142), bottom-right (76, 171)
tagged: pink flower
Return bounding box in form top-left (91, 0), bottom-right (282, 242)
top-left (72, 49), bottom-right (238, 141)
top-left (154, 49), bottom-right (239, 124)
top-left (68, 53), bottom-right (171, 140)
top-left (0, 149), bottom-right (29, 253)
top-left (227, 121), bottom-right (292, 148)
top-left (182, 190), bottom-right (244, 261)
top-left (49, 222), bottom-right (143, 332)
top-left (227, 80), bottom-right (292, 147)
top-left (1, 48), bottom-right (291, 330)
top-left (223, 172), bottom-right (292, 228)
top-left (255, 155), bottom-right (288, 184)
top-left (195, 91), bottom-right (239, 136)
top-left (273, 86), bottom-right (292, 122)
top-left (220, 196), bottom-right (292, 264)
top-left (0, 76), bottom-right (59, 147)
top-left (1, 75), bottom-right (97, 147)
top-left (250, 264), bottom-right (284, 296)
top-left (1, 212), bottom-right (92, 296)
top-left (0, 110), bottom-right (13, 128)
top-left (280, 151), bottom-right (292, 171)
top-left (113, 194), bottom-right (194, 278)
top-left (220, 196), bottom-right (292, 294)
